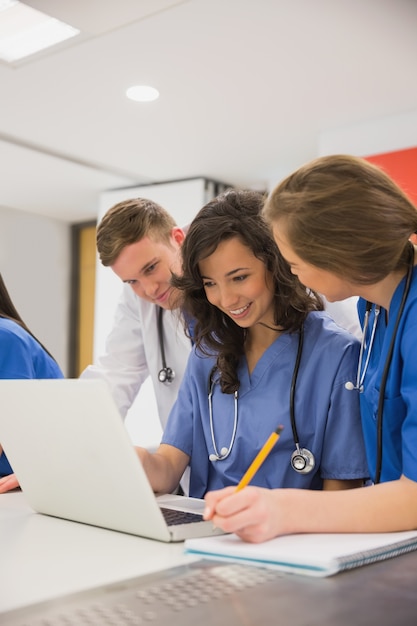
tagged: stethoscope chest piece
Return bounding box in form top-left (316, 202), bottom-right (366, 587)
top-left (158, 367), bottom-right (175, 384)
top-left (290, 446), bottom-right (315, 474)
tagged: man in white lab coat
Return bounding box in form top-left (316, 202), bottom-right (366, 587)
top-left (81, 198), bottom-right (192, 431)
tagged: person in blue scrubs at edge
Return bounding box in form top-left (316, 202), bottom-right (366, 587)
top-left (135, 189), bottom-right (369, 499)
top-left (0, 273), bottom-right (64, 493)
top-left (203, 155), bottom-right (417, 544)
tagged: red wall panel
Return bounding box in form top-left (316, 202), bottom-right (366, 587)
top-left (364, 147), bottom-right (417, 206)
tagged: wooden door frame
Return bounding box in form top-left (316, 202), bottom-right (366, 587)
top-left (69, 220), bottom-right (97, 377)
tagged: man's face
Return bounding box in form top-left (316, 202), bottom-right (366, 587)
top-left (111, 227), bottom-right (185, 309)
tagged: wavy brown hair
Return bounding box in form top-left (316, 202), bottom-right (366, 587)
top-left (172, 189), bottom-right (323, 393)
top-left (264, 154), bottom-right (417, 284)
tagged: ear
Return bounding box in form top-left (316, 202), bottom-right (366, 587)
top-left (171, 227), bottom-right (186, 246)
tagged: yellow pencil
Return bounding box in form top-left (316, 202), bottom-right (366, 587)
top-left (235, 425), bottom-right (284, 492)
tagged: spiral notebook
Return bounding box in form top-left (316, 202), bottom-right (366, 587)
top-left (185, 529), bottom-right (417, 577)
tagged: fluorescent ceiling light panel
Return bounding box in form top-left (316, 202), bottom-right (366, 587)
top-left (0, 0), bottom-right (80, 62)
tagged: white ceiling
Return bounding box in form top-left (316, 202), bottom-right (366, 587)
top-left (1, 0), bottom-right (417, 223)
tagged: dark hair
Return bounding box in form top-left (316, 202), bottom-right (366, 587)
top-left (0, 273), bottom-right (56, 360)
top-left (97, 197), bottom-right (177, 266)
top-left (264, 154), bottom-right (417, 284)
top-left (172, 189), bottom-right (322, 393)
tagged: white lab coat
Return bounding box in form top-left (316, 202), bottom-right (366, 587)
top-left (81, 284), bottom-right (192, 429)
top-left (322, 296), bottom-right (362, 340)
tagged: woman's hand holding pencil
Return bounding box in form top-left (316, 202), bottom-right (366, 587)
top-left (203, 425), bottom-right (285, 543)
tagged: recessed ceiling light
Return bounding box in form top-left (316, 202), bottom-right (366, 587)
top-left (126, 85), bottom-right (160, 102)
top-left (0, 0), bottom-right (80, 63)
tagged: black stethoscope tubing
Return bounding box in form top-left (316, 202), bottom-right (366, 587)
top-left (374, 243), bottom-right (414, 483)
top-left (157, 307), bottom-right (175, 384)
top-left (289, 325), bottom-right (304, 446)
top-left (208, 323), bottom-right (315, 473)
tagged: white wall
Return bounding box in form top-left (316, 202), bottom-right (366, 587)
top-left (0, 206), bottom-right (70, 375)
top-left (318, 110), bottom-right (417, 156)
top-left (94, 178), bottom-right (218, 448)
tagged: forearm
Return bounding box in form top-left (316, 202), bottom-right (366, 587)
top-left (205, 475), bottom-right (417, 542)
top-left (275, 475), bottom-right (417, 535)
top-left (135, 444), bottom-right (186, 495)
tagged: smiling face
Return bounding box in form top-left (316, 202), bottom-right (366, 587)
top-left (111, 228), bottom-right (185, 309)
top-left (272, 223), bottom-right (354, 302)
top-left (198, 236), bottom-right (275, 328)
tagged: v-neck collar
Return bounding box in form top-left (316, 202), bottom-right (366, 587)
top-left (237, 332), bottom-right (293, 398)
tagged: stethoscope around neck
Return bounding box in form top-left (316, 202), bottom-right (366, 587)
top-left (157, 307), bottom-right (175, 384)
top-left (344, 242), bottom-right (414, 484)
top-left (208, 324), bottom-right (316, 474)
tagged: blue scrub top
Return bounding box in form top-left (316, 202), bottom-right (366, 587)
top-left (0, 318), bottom-right (64, 477)
top-left (162, 311), bottom-right (369, 498)
top-left (358, 266), bottom-right (417, 484)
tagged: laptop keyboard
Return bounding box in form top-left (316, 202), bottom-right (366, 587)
top-left (160, 507), bottom-right (204, 526)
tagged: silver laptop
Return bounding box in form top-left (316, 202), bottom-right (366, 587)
top-left (0, 379), bottom-right (224, 542)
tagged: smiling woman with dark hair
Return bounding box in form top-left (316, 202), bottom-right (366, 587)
top-left (133, 189), bottom-right (368, 506)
